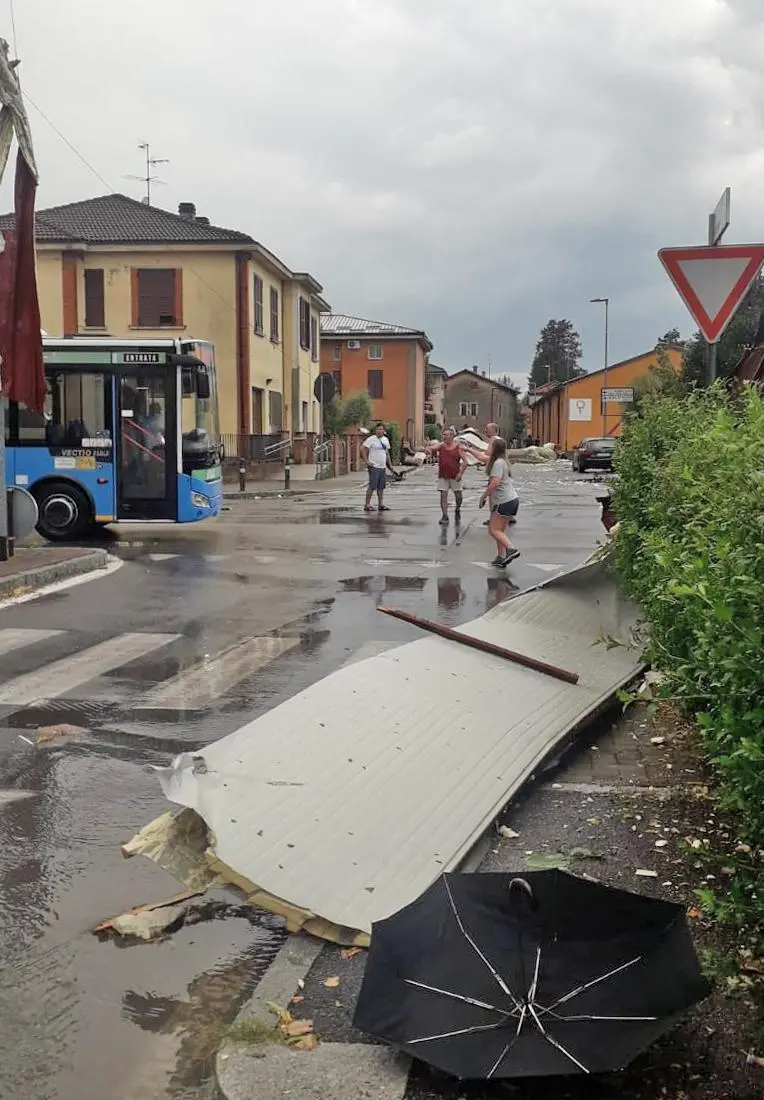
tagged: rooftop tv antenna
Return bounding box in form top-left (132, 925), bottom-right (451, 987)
top-left (124, 142), bottom-right (169, 205)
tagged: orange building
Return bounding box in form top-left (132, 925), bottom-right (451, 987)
top-left (528, 345), bottom-right (683, 452)
top-left (320, 314), bottom-right (433, 444)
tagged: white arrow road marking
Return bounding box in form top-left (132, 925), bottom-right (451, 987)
top-left (148, 553), bottom-right (179, 562)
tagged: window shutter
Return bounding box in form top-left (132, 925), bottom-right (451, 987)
top-left (136, 269), bottom-right (177, 326)
top-left (84, 269), bottom-right (105, 327)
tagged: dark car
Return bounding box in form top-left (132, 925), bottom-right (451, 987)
top-left (572, 436), bottom-right (616, 473)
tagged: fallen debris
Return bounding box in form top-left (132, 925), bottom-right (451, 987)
top-left (126, 558), bottom-right (643, 943)
top-left (35, 723), bottom-right (87, 746)
top-left (498, 825), bottom-right (520, 839)
top-left (94, 890), bottom-right (206, 940)
top-left (377, 605), bottom-right (580, 684)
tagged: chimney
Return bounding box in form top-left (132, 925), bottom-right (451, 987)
top-left (472, 365), bottom-right (478, 373)
top-left (195, 215), bottom-right (210, 226)
top-left (178, 202), bottom-right (196, 219)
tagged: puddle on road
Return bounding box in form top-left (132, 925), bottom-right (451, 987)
top-left (0, 750), bottom-right (285, 1100)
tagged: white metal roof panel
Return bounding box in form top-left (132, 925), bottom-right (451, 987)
top-left (151, 559), bottom-right (641, 941)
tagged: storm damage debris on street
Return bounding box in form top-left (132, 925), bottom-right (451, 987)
top-left (126, 558), bottom-right (643, 944)
top-left (354, 870), bottom-right (710, 1079)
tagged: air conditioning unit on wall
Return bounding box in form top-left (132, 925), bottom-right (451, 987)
top-left (346, 340), bottom-right (361, 350)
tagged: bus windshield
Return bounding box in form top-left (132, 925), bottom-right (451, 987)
top-left (180, 342), bottom-right (221, 471)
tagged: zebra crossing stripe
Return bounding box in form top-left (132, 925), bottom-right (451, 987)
top-left (0, 629), bottom-right (65, 658)
top-left (0, 632), bottom-right (180, 706)
top-left (139, 634), bottom-right (301, 710)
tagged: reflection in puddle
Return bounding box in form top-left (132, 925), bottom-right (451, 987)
top-left (340, 575), bottom-right (427, 595)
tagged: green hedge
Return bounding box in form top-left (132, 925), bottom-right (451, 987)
top-left (613, 385), bottom-right (764, 842)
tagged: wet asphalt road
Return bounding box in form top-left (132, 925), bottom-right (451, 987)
top-left (0, 462), bottom-right (605, 1100)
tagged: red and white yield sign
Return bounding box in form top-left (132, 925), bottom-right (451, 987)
top-left (658, 244), bottom-right (764, 343)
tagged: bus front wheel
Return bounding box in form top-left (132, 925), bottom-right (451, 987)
top-left (34, 481), bottom-right (92, 541)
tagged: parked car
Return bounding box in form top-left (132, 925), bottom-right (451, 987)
top-left (572, 437), bottom-right (616, 473)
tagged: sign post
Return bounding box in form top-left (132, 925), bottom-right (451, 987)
top-left (706, 188), bottom-right (730, 382)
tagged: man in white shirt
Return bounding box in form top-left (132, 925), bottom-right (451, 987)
top-left (363, 422), bottom-right (394, 512)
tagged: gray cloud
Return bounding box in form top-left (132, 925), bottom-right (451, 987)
top-left (8, 0), bottom-right (764, 382)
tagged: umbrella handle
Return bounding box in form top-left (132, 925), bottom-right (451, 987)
top-left (508, 877), bottom-right (538, 911)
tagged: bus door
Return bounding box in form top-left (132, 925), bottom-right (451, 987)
top-left (116, 370), bottom-right (177, 520)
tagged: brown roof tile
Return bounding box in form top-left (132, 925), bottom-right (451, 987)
top-left (0, 193), bottom-right (253, 245)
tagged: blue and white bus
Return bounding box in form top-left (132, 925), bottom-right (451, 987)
top-left (3, 337), bottom-right (223, 539)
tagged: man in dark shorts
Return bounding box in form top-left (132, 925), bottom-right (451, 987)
top-left (363, 423), bottom-right (394, 512)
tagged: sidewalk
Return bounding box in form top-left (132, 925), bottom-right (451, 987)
top-left (224, 467), bottom-right (416, 500)
top-left (0, 545), bottom-right (111, 600)
top-left (216, 703), bottom-right (761, 1100)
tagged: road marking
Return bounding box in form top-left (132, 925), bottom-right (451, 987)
top-left (148, 553), bottom-right (179, 562)
top-left (0, 632), bottom-right (180, 706)
top-left (0, 629), bottom-right (64, 658)
top-left (139, 634), bottom-right (301, 710)
top-left (0, 557), bottom-right (123, 610)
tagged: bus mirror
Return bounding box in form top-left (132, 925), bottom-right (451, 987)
top-left (196, 371), bottom-right (211, 400)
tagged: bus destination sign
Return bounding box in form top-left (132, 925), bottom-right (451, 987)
top-left (115, 351), bottom-right (166, 365)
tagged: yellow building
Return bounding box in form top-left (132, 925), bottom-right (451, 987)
top-left (0, 194), bottom-right (329, 437)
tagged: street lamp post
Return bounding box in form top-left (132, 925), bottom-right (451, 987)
top-left (590, 297), bottom-right (609, 437)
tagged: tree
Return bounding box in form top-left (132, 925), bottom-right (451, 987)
top-left (630, 347), bottom-right (687, 412)
top-left (682, 274), bottom-right (764, 385)
top-left (656, 327), bottom-right (681, 347)
top-left (322, 391), bottom-right (373, 437)
top-left (528, 319), bottom-right (583, 388)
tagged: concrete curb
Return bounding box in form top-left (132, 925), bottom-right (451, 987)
top-left (0, 549), bottom-right (111, 599)
top-left (216, 934), bottom-right (409, 1100)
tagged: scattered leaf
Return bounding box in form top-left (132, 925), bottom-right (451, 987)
top-left (267, 1002), bottom-right (292, 1026)
top-left (290, 995), bottom-right (304, 1005)
top-left (323, 976), bottom-right (340, 989)
top-left (687, 907), bottom-right (702, 920)
top-left (297, 978), bottom-right (305, 989)
top-left (586, 817), bottom-right (600, 826)
top-left (341, 948), bottom-right (362, 960)
top-left (655, 839), bottom-right (668, 849)
top-left (635, 869), bottom-right (658, 878)
top-left (498, 825), bottom-right (520, 839)
top-left (650, 736), bottom-right (666, 746)
top-left (569, 847), bottom-right (604, 862)
top-left (525, 852), bottom-right (569, 871)
top-left (293, 1034), bottom-right (320, 1052)
top-left (284, 1019), bottom-right (314, 1038)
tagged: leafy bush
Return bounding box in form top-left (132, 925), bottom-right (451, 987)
top-left (384, 420), bottom-right (402, 462)
top-left (613, 385), bottom-right (764, 849)
top-left (322, 391), bottom-right (373, 437)
top-left (425, 423), bottom-right (441, 441)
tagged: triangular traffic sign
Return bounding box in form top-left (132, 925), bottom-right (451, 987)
top-left (658, 244), bottom-right (764, 343)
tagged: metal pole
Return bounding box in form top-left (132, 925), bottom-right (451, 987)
top-left (706, 215), bottom-right (717, 384)
top-left (603, 298), bottom-right (609, 437)
top-left (0, 392), bottom-right (8, 561)
top-left (707, 342), bottom-right (717, 385)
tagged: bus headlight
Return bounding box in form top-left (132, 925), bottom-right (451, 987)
top-left (191, 491), bottom-right (212, 509)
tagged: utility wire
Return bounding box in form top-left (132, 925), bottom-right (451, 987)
top-left (7, 10), bottom-right (239, 317)
top-left (21, 94), bottom-right (240, 317)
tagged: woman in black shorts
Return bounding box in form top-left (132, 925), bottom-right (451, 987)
top-left (478, 437), bottom-right (520, 567)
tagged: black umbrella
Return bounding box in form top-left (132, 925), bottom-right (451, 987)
top-left (354, 871), bottom-right (710, 1080)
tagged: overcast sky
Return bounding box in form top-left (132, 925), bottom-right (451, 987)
top-left (5, 0), bottom-right (764, 388)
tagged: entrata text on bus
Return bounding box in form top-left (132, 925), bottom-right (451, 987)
top-left (3, 337), bottom-right (223, 539)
